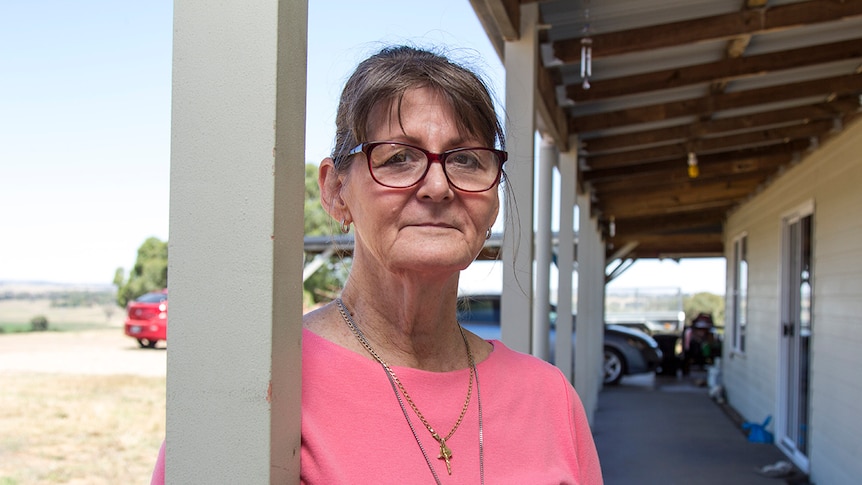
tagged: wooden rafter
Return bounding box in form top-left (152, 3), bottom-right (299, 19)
top-left (568, 39), bottom-right (862, 102)
top-left (569, 73), bottom-right (862, 132)
top-left (552, 0), bottom-right (862, 63)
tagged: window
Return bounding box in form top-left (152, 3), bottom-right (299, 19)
top-left (731, 234), bottom-right (748, 353)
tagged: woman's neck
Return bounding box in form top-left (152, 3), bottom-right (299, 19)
top-left (338, 273), bottom-right (467, 371)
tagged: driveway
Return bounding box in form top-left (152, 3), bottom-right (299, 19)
top-left (0, 328), bottom-right (166, 376)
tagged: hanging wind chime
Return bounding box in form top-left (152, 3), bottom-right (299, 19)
top-left (581, 0), bottom-right (593, 90)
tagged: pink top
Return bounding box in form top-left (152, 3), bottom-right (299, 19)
top-left (302, 329), bottom-right (602, 484)
top-left (150, 329), bottom-right (603, 484)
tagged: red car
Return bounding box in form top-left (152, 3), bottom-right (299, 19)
top-left (124, 289), bottom-right (168, 348)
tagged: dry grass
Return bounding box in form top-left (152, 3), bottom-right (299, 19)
top-left (0, 299), bottom-right (124, 333)
top-left (0, 373), bottom-right (165, 485)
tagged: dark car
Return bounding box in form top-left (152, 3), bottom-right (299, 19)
top-left (457, 294), bottom-right (663, 385)
top-left (124, 289), bottom-right (168, 348)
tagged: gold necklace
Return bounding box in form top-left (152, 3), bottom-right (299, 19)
top-left (335, 298), bottom-right (474, 477)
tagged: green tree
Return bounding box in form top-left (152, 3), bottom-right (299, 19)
top-left (304, 163), bottom-right (335, 236)
top-left (303, 163), bottom-right (349, 305)
top-left (683, 292), bottom-right (725, 327)
top-left (115, 237), bottom-right (168, 308)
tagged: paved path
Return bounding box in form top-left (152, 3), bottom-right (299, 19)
top-left (593, 373), bottom-right (803, 485)
top-left (0, 328), bottom-right (166, 376)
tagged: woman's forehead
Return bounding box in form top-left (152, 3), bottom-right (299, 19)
top-left (365, 88), bottom-right (477, 143)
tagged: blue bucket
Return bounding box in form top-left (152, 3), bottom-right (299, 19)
top-left (742, 415), bottom-right (774, 444)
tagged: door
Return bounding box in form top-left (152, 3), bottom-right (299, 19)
top-left (778, 207), bottom-right (813, 472)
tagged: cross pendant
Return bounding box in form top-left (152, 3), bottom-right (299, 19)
top-left (438, 441), bottom-right (453, 475)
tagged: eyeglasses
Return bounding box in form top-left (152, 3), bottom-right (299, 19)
top-left (346, 141), bottom-right (507, 192)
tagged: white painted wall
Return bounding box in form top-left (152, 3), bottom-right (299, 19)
top-left (724, 118), bottom-right (862, 485)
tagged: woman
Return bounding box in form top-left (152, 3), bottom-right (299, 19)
top-left (151, 45), bottom-right (601, 484)
top-left (302, 45), bottom-right (602, 484)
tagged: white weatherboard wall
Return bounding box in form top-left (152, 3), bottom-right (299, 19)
top-left (723, 119), bottom-right (862, 485)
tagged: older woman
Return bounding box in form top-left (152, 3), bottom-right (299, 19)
top-left (150, 45), bottom-right (601, 485)
top-left (302, 46), bottom-right (602, 484)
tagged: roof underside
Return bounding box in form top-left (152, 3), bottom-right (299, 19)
top-left (471, 0), bottom-right (862, 261)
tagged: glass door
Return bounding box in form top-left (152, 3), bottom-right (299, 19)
top-left (779, 210), bottom-right (813, 472)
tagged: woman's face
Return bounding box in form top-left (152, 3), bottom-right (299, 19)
top-left (337, 87), bottom-right (500, 275)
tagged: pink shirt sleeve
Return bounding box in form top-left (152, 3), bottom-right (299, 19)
top-left (150, 439), bottom-right (165, 485)
top-left (567, 381), bottom-right (604, 483)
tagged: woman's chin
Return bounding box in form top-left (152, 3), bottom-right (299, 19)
top-left (389, 250), bottom-right (475, 275)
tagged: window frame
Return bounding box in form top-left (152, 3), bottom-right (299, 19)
top-left (730, 232), bottom-right (748, 354)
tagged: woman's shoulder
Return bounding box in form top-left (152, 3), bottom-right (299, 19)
top-left (479, 341), bottom-right (579, 417)
top-left (303, 303), bottom-right (363, 353)
top-left (484, 340), bottom-right (568, 381)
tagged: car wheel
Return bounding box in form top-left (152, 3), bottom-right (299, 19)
top-left (603, 348), bottom-right (626, 385)
top-left (137, 338), bottom-right (158, 349)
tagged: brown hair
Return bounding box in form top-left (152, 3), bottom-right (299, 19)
top-left (331, 45), bottom-right (505, 170)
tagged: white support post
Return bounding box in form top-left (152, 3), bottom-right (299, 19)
top-left (575, 191), bottom-right (604, 424)
top-left (555, 138), bottom-right (577, 383)
top-left (167, 0), bottom-right (306, 482)
top-left (533, 137), bottom-right (555, 360)
top-left (501, 2), bottom-right (539, 354)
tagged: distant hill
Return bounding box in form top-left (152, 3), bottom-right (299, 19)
top-left (0, 281), bottom-right (116, 297)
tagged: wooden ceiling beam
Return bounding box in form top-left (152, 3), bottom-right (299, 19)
top-left (582, 97), bottom-right (859, 153)
top-left (569, 73), bottom-right (862, 133)
top-left (614, 233), bottom-right (723, 248)
top-left (568, 38), bottom-right (862, 102)
top-left (552, 0), bottom-right (862, 63)
top-left (710, 0), bottom-right (765, 92)
top-left (695, 119), bottom-right (834, 151)
top-left (582, 142), bottom-right (805, 183)
top-left (603, 209), bottom-right (728, 236)
top-left (591, 165), bottom-right (781, 198)
top-left (585, 119), bottom-right (830, 170)
top-left (610, 234), bottom-right (725, 258)
top-left (536, 63), bottom-right (569, 150)
top-left (596, 179), bottom-right (762, 218)
top-left (469, 0), bottom-right (521, 56)
top-left (603, 176), bottom-right (762, 207)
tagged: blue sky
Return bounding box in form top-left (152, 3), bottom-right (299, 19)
top-left (0, 0), bottom-right (724, 293)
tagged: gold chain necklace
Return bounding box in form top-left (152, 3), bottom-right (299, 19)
top-left (335, 298), bottom-right (475, 477)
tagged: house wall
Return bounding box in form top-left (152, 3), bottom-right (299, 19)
top-left (724, 118), bottom-right (862, 485)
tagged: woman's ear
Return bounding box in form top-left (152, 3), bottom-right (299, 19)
top-left (318, 158), bottom-right (350, 222)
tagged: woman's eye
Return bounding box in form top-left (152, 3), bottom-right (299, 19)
top-left (448, 152), bottom-right (481, 169)
top-left (379, 147), bottom-right (423, 166)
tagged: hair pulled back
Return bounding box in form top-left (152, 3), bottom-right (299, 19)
top-left (331, 46), bottom-right (505, 170)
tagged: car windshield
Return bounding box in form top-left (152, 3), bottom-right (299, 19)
top-left (136, 292), bottom-right (167, 303)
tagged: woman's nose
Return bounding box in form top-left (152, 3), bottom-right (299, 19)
top-left (417, 161), bottom-right (453, 199)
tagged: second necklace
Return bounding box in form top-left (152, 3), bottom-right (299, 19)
top-left (335, 298), bottom-right (477, 480)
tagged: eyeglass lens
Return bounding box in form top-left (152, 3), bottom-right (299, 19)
top-left (368, 143), bottom-right (501, 191)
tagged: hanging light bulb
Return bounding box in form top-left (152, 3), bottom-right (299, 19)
top-left (580, 0), bottom-right (592, 90)
top-left (687, 151), bottom-right (700, 179)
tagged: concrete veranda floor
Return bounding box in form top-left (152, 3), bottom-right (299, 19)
top-left (592, 371), bottom-right (809, 485)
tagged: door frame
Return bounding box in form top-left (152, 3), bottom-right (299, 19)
top-left (776, 199), bottom-right (814, 473)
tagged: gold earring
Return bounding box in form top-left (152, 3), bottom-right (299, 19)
top-left (486, 228), bottom-right (492, 240)
top-left (341, 219), bottom-right (351, 234)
